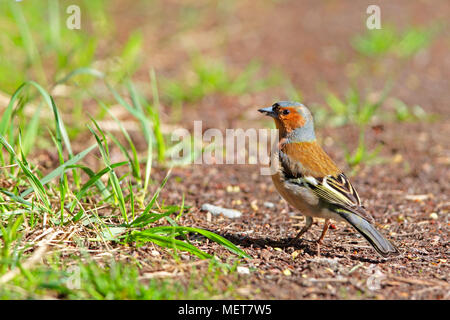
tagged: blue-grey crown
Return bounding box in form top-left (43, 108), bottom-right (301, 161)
top-left (274, 101), bottom-right (303, 108)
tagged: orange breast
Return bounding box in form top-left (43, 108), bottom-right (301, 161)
top-left (281, 141), bottom-right (341, 177)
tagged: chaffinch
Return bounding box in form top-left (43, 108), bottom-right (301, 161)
top-left (259, 101), bottom-right (399, 257)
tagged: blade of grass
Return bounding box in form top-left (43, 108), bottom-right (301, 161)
top-left (149, 69), bottom-right (165, 162)
top-left (130, 232), bottom-right (212, 259)
top-left (99, 100), bottom-right (141, 184)
top-left (88, 120), bottom-right (128, 223)
top-left (129, 205), bottom-right (180, 228)
top-left (68, 161), bottom-right (128, 212)
top-left (20, 143), bottom-right (97, 198)
top-left (21, 103), bottom-right (42, 156)
top-left (55, 67), bottom-right (104, 86)
top-left (145, 226), bottom-right (250, 258)
top-left (0, 190), bottom-right (32, 207)
top-left (9, 2), bottom-right (47, 85)
top-left (0, 81), bottom-right (73, 155)
top-left (0, 135), bottom-right (51, 212)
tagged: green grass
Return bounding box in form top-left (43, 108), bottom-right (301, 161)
top-left (305, 80), bottom-right (433, 171)
top-left (0, 1), bottom-right (113, 91)
top-left (0, 253), bottom-right (243, 299)
top-left (0, 78), bottom-right (249, 298)
top-left (352, 24), bottom-right (438, 58)
top-left (320, 84), bottom-right (392, 128)
top-left (311, 85), bottom-right (393, 171)
top-left (343, 130), bottom-right (384, 172)
top-left (388, 98), bottom-right (431, 123)
top-left (162, 55), bottom-right (282, 106)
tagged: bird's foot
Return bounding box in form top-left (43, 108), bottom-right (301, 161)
top-left (316, 240), bottom-right (323, 256)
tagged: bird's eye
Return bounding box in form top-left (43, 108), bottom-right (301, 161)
top-left (282, 109), bottom-right (290, 115)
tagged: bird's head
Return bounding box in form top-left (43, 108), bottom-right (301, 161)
top-left (258, 101), bottom-right (315, 141)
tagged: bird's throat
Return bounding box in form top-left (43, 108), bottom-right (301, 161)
top-left (284, 122), bottom-right (316, 143)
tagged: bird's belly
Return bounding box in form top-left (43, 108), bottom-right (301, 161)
top-left (271, 172), bottom-right (315, 215)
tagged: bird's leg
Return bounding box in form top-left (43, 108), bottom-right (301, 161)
top-left (288, 216), bottom-right (313, 246)
top-left (316, 219), bottom-right (330, 256)
top-left (317, 219), bottom-right (330, 244)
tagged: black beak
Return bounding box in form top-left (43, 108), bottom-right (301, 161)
top-left (258, 106), bottom-right (277, 118)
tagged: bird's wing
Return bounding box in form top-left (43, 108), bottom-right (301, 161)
top-left (279, 144), bottom-right (374, 222)
top-left (302, 173), bottom-right (374, 222)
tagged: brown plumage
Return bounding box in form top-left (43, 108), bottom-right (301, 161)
top-left (281, 141), bottom-right (341, 177)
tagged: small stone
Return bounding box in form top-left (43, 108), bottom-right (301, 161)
top-left (237, 266), bottom-right (250, 274)
top-left (226, 185), bottom-right (240, 193)
top-left (263, 201), bottom-right (275, 208)
top-left (325, 267), bottom-right (334, 275)
top-left (405, 194), bottom-right (432, 202)
top-left (151, 250), bottom-right (160, 257)
top-left (283, 269), bottom-right (292, 276)
top-left (201, 203), bottom-right (242, 219)
top-left (392, 153), bottom-right (403, 163)
top-left (429, 212), bottom-right (438, 220)
top-left (292, 251), bottom-right (300, 259)
top-left (250, 200), bottom-right (259, 211)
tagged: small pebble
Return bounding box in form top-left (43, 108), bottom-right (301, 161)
top-left (263, 201), bottom-right (275, 208)
top-left (201, 203), bottom-right (242, 219)
top-left (405, 194), bottom-right (432, 202)
top-left (232, 199), bottom-right (242, 205)
top-left (392, 153), bottom-right (403, 163)
top-left (226, 185), bottom-right (240, 193)
top-left (250, 200), bottom-right (259, 211)
top-left (151, 250), bottom-right (160, 257)
top-left (283, 269), bottom-right (292, 276)
top-left (237, 266), bottom-right (250, 274)
top-left (429, 212), bottom-right (438, 220)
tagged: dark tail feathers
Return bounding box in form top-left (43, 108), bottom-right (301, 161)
top-left (338, 210), bottom-right (399, 257)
